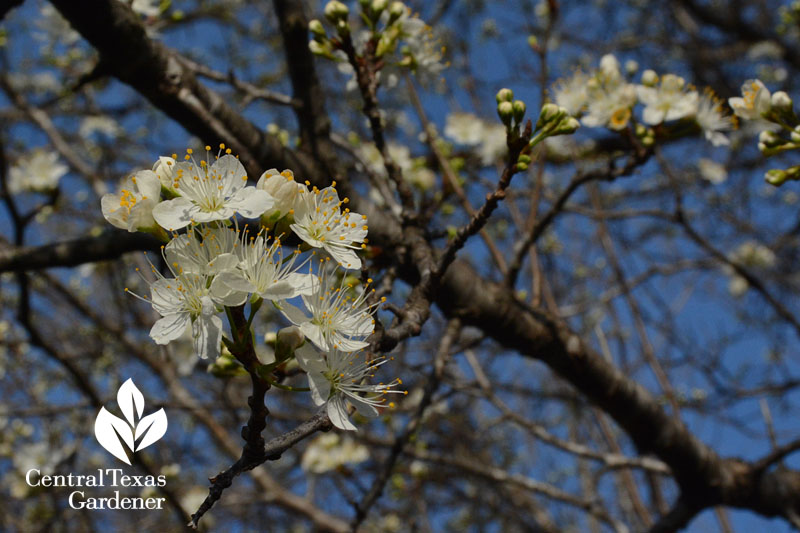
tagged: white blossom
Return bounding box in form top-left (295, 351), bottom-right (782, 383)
top-left (279, 270), bottom-right (378, 353)
top-left (256, 168), bottom-right (307, 222)
top-left (443, 112), bottom-right (507, 165)
top-left (636, 74), bottom-right (699, 125)
top-left (295, 343), bottom-right (402, 431)
top-left (8, 150), bottom-right (68, 194)
top-left (698, 159), bottom-right (728, 184)
top-left (581, 54), bottom-right (637, 131)
top-left (129, 261), bottom-right (244, 360)
top-left (696, 89), bottom-right (736, 146)
top-left (131, 0), bottom-right (161, 17)
top-left (552, 70), bottom-right (590, 116)
top-left (164, 225), bottom-right (240, 276)
top-left (301, 433), bottom-right (369, 473)
top-left (214, 228), bottom-right (314, 301)
top-left (101, 170), bottom-right (161, 232)
top-left (729, 79), bottom-right (771, 120)
top-left (152, 150), bottom-right (274, 231)
top-left (290, 183), bottom-right (367, 269)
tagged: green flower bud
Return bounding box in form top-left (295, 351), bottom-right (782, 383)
top-left (527, 35), bottom-right (538, 49)
top-left (388, 1), bottom-right (406, 23)
top-left (765, 169), bottom-right (788, 186)
top-left (536, 103), bottom-right (563, 129)
top-left (308, 19), bottom-right (326, 38)
top-left (641, 69), bottom-right (658, 87)
top-left (759, 130), bottom-right (785, 148)
top-left (517, 154), bottom-right (532, 165)
top-left (495, 88), bottom-right (514, 103)
top-left (324, 0), bottom-right (349, 22)
top-left (771, 91), bottom-right (793, 112)
top-left (309, 40), bottom-right (334, 59)
top-left (371, 0), bottom-right (389, 15)
top-left (497, 101), bottom-right (514, 126)
top-left (516, 161), bottom-right (529, 171)
top-left (512, 100), bottom-right (526, 123)
top-left (552, 116), bottom-right (580, 136)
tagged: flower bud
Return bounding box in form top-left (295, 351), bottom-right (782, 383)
top-left (759, 130), bottom-right (784, 147)
top-left (512, 100), bottom-right (526, 123)
top-left (765, 169), bottom-right (788, 186)
top-left (276, 326), bottom-right (305, 360)
top-left (527, 35), bottom-right (538, 49)
top-left (536, 102), bottom-right (563, 129)
top-left (517, 154), bottom-right (532, 165)
top-left (309, 40), bottom-right (333, 58)
top-left (771, 91), bottom-right (793, 111)
top-left (497, 101), bottom-right (514, 126)
top-left (324, 0), bottom-right (349, 22)
top-left (308, 19), bottom-right (326, 38)
top-left (388, 1), bottom-right (406, 23)
top-left (791, 130), bottom-right (800, 144)
top-left (495, 88), bottom-right (514, 103)
top-left (371, 0), bottom-right (389, 15)
top-left (552, 116), bottom-right (580, 136)
top-left (641, 69), bottom-right (658, 87)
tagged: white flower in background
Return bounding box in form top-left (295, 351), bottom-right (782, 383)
top-left (356, 142), bottom-right (436, 191)
top-left (214, 229), bottom-right (314, 301)
top-left (396, 9), bottom-right (448, 85)
top-left (8, 72), bottom-right (61, 95)
top-left (295, 343), bottom-right (402, 431)
top-left (8, 150), bottom-right (68, 194)
top-left (725, 240), bottom-right (777, 297)
top-left (79, 116), bottom-right (120, 140)
top-left (730, 241), bottom-right (776, 269)
top-left (443, 113), bottom-right (507, 166)
top-left (130, 266), bottom-right (244, 360)
top-left (100, 170), bottom-right (161, 232)
top-left (256, 168), bottom-right (307, 222)
top-left (696, 89), bottom-right (736, 146)
top-left (636, 74), bottom-right (699, 124)
top-left (729, 79), bottom-right (771, 120)
top-left (552, 70), bottom-right (590, 116)
top-left (581, 54), bottom-right (637, 131)
top-left (164, 225), bottom-right (240, 276)
top-left (131, 0), bottom-right (161, 17)
top-left (698, 158), bottom-right (728, 184)
top-left (444, 113), bottom-right (485, 145)
top-left (152, 150), bottom-right (274, 231)
top-left (290, 184), bottom-right (367, 269)
top-left (35, 4), bottom-right (80, 46)
top-left (279, 270), bottom-right (378, 352)
top-left (301, 433), bottom-right (369, 473)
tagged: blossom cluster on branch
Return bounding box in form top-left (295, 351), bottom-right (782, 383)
top-left (100, 145), bottom-right (401, 430)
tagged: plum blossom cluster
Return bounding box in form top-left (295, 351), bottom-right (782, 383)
top-left (100, 146), bottom-right (400, 430)
top-left (309, 0), bottom-right (447, 89)
top-left (552, 54), bottom-right (736, 147)
top-left (726, 79), bottom-right (800, 186)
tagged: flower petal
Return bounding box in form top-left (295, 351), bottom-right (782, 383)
top-left (192, 314), bottom-right (222, 359)
top-left (152, 197), bottom-right (197, 230)
top-left (150, 313), bottom-right (190, 344)
top-left (227, 188), bottom-right (274, 218)
top-left (327, 395), bottom-right (356, 431)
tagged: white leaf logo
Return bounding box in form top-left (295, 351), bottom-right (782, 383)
top-left (94, 379), bottom-right (168, 465)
